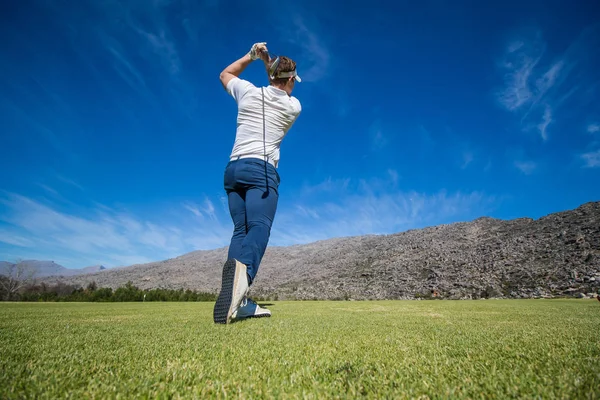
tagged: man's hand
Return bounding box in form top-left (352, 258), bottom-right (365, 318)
top-left (259, 48), bottom-right (270, 64)
top-left (219, 42), bottom-right (268, 90)
top-left (248, 42), bottom-right (268, 61)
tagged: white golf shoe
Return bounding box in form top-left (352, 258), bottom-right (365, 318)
top-left (213, 259), bottom-right (249, 324)
top-left (231, 297), bottom-right (272, 321)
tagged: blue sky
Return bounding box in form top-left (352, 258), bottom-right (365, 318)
top-left (1, 0), bottom-right (599, 269)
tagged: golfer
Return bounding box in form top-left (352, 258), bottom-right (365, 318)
top-left (213, 42), bottom-right (302, 324)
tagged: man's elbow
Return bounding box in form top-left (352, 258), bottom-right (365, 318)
top-left (221, 70), bottom-right (233, 88)
top-left (220, 71), bottom-right (235, 90)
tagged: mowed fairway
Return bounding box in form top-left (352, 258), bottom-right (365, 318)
top-left (1, 300), bottom-right (599, 399)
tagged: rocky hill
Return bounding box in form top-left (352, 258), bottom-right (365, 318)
top-left (0, 260), bottom-right (106, 278)
top-left (40, 201), bottom-right (600, 300)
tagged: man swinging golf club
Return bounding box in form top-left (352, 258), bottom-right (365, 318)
top-left (213, 42), bottom-right (302, 324)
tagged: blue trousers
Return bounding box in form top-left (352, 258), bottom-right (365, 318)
top-left (224, 158), bottom-right (280, 285)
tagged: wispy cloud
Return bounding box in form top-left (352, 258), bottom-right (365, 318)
top-left (497, 37), bottom-right (543, 111)
top-left (295, 205), bottom-right (320, 220)
top-left (514, 160), bottom-right (537, 175)
top-left (300, 177), bottom-right (351, 196)
top-left (387, 169), bottom-right (400, 186)
top-left (580, 122), bottom-right (600, 168)
top-left (277, 13), bottom-right (330, 83)
top-left (202, 198), bottom-right (217, 220)
top-left (496, 26), bottom-right (599, 141)
top-left (133, 27), bottom-right (181, 76)
top-left (537, 104), bottom-right (552, 141)
top-left (104, 42), bottom-right (149, 95)
top-left (183, 202), bottom-right (203, 218)
top-left (535, 61), bottom-right (564, 98)
top-left (369, 119), bottom-right (387, 151)
top-left (0, 171), bottom-right (499, 269)
top-left (1, 93), bottom-right (69, 155)
top-left (418, 124), bottom-right (435, 148)
top-left (0, 230), bottom-right (34, 247)
top-left (496, 31), bottom-right (557, 141)
top-left (0, 192), bottom-right (232, 269)
top-left (484, 159), bottom-right (493, 172)
top-left (36, 184), bottom-right (60, 197)
top-left (581, 150), bottom-right (600, 168)
top-left (55, 174), bottom-right (84, 191)
top-left (270, 175), bottom-right (498, 246)
top-left (461, 151), bottom-right (474, 169)
top-left (98, 0), bottom-right (182, 77)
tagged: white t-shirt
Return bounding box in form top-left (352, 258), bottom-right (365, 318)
top-left (226, 77), bottom-right (301, 168)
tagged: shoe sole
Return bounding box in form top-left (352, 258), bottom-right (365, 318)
top-left (250, 313), bottom-right (271, 319)
top-left (213, 259), bottom-right (242, 324)
top-left (232, 313), bottom-right (271, 322)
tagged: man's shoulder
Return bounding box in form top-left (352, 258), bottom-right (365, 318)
top-left (227, 78), bottom-right (257, 101)
top-left (289, 95), bottom-right (302, 114)
top-left (227, 76), bottom-right (254, 87)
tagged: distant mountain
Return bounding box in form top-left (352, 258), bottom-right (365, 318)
top-left (80, 265), bottom-right (107, 275)
top-left (39, 201), bottom-right (600, 300)
top-left (0, 260), bottom-right (106, 278)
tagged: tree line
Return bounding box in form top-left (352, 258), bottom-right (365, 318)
top-left (0, 277), bottom-right (217, 302)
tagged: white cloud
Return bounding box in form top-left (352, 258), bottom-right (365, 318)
top-left (484, 159), bottom-right (493, 172)
top-left (507, 40), bottom-right (525, 53)
top-left (183, 199), bottom-right (218, 221)
top-left (536, 61), bottom-right (564, 95)
top-left (0, 231), bottom-right (34, 247)
top-left (300, 177), bottom-right (350, 196)
top-left (105, 44), bottom-right (149, 94)
top-left (497, 26), bottom-right (600, 142)
top-left (387, 169), bottom-right (400, 185)
top-left (588, 123), bottom-right (600, 133)
top-left (461, 151), bottom-right (474, 169)
top-left (1, 172), bottom-right (499, 269)
top-left (36, 184), bottom-right (59, 197)
top-left (138, 222), bottom-right (172, 250)
top-left (46, 171), bottom-right (83, 193)
top-left (98, 0), bottom-right (182, 77)
top-left (295, 205), bottom-right (319, 219)
top-left (273, 189), bottom-right (496, 245)
top-left (218, 195), bottom-right (229, 215)
top-left (514, 160), bottom-right (536, 175)
top-left (495, 32), bottom-right (567, 141)
top-left (2, 98), bottom-right (68, 155)
top-left (497, 47), bottom-right (541, 111)
top-left (581, 150), bottom-right (600, 168)
top-left (418, 124), bottom-right (435, 148)
top-left (0, 192), bottom-right (232, 269)
top-left (537, 104), bottom-right (552, 141)
top-left (278, 14), bottom-right (330, 83)
top-left (496, 31), bottom-right (552, 112)
top-left (135, 28), bottom-right (181, 75)
top-left (202, 198), bottom-right (217, 220)
top-left (291, 15), bottom-right (330, 82)
top-left (183, 202), bottom-right (203, 218)
top-left (369, 119), bottom-right (387, 151)
top-left (374, 130), bottom-right (386, 149)
top-left (269, 176), bottom-right (498, 246)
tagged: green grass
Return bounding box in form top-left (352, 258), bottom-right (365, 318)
top-left (1, 300), bottom-right (599, 399)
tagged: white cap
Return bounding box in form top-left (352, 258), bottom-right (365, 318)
top-left (275, 69), bottom-right (302, 82)
top-left (269, 56), bottom-right (301, 82)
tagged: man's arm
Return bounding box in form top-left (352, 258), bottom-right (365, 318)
top-left (219, 43), bottom-right (269, 90)
top-left (219, 53), bottom-right (254, 90)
